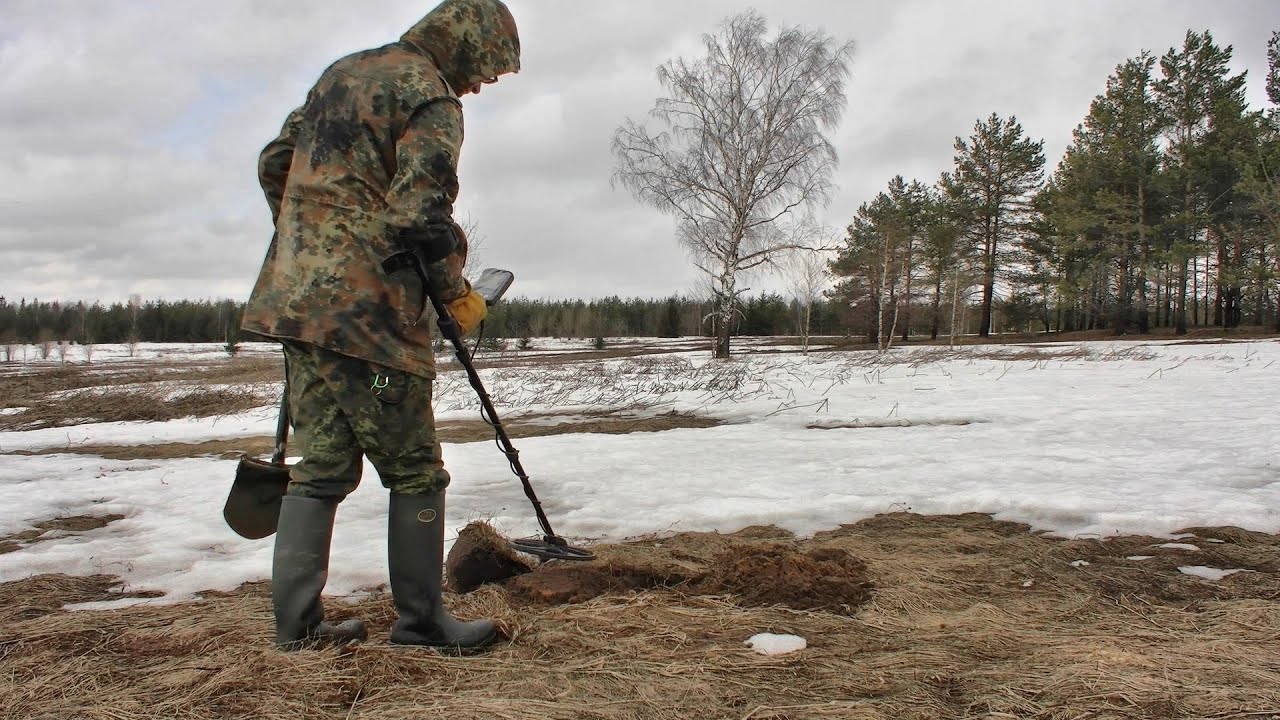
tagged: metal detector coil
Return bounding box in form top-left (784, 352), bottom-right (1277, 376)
top-left (511, 535), bottom-right (597, 562)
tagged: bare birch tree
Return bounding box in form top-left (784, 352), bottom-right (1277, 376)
top-left (783, 248), bottom-right (830, 353)
top-left (612, 10), bottom-right (854, 358)
top-left (126, 294), bottom-right (142, 357)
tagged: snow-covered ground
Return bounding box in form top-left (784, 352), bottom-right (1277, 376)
top-left (0, 337), bottom-right (1276, 607)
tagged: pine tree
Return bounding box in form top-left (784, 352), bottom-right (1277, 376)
top-left (829, 177), bottom-right (931, 349)
top-left (941, 114), bottom-right (1046, 337)
top-left (1155, 30), bottom-right (1244, 334)
top-left (1039, 54), bottom-right (1167, 334)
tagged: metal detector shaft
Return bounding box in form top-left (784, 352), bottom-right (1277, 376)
top-left (428, 292), bottom-right (565, 546)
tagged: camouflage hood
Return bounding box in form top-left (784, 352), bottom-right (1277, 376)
top-left (401, 0), bottom-right (521, 94)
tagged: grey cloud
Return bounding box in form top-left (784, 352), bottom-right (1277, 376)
top-left (2, 0), bottom-right (1279, 304)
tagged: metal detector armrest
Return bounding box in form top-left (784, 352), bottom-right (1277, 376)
top-left (473, 268), bottom-right (515, 306)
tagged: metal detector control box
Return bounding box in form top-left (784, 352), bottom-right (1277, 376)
top-left (474, 268), bottom-right (515, 306)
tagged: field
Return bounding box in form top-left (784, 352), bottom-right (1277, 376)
top-left (1, 333), bottom-right (1278, 719)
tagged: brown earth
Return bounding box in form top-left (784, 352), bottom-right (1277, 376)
top-left (2, 512), bottom-right (1277, 719)
top-left (0, 513), bottom-right (125, 555)
top-left (499, 527), bottom-right (874, 615)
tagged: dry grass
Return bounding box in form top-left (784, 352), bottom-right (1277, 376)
top-left (3, 342), bottom-right (1279, 717)
top-left (0, 514), bottom-right (126, 555)
top-left (0, 357), bottom-right (280, 401)
top-left (0, 356), bottom-right (280, 431)
top-left (0, 384), bottom-right (266, 431)
top-left (4, 409), bottom-right (721, 461)
top-left (2, 513), bottom-right (1277, 720)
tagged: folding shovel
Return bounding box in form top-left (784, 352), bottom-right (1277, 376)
top-left (223, 378), bottom-right (292, 540)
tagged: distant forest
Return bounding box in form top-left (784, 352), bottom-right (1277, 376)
top-left (1, 286), bottom-right (1270, 356)
top-left (0, 295), bottom-right (850, 348)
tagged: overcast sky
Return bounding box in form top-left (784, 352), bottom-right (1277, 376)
top-left (2, 0), bottom-right (1278, 304)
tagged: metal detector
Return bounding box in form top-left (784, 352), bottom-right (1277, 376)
top-left (435, 268), bottom-right (595, 562)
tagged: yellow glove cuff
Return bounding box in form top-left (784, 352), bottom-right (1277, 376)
top-left (446, 288), bottom-right (488, 336)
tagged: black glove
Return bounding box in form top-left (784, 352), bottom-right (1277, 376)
top-left (381, 222), bottom-right (460, 277)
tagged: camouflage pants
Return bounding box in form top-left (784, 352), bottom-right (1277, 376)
top-left (282, 341), bottom-right (449, 500)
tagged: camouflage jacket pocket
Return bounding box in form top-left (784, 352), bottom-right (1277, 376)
top-left (370, 365), bottom-right (411, 404)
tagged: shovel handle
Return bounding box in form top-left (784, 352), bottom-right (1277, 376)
top-left (271, 356), bottom-right (290, 466)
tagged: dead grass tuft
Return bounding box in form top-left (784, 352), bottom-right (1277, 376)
top-left (0, 384), bottom-right (266, 431)
top-left (0, 574), bottom-right (164, 623)
top-left (5, 410), bottom-right (720, 461)
top-left (0, 514), bottom-right (126, 555)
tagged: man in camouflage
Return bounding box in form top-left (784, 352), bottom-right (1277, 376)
top-left (242, 0), bottom-right (520, 652)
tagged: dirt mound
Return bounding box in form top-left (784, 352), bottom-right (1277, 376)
top-left (445, 522), bottom-right (533, 593)
top-left (710, 544), bottom-right (873, 612)
top-left (502, 529), bottom-right (874, 614)
top-left (504, 561), bottom-right (691, 605)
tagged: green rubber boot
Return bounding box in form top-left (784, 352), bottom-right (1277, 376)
top-left (387, 491), bottom-right (498, 652)
top-left (272, 495), bottom-right (367, 650)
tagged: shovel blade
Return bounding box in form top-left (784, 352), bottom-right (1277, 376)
top-left (224, 457), bottom-right (291, 539)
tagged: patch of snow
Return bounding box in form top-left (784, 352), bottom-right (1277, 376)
top-left (1178, 566), bottom-right (1253, 581)
top-left (745, 633), bottom-right (806, 656)
top-left (1156, 543), bottom-right (1201, 551)
top-left (1, 338), bottom-right (1279, 604)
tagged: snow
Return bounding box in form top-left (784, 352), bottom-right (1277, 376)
top-left (1178, 566), bottom-right (1253, 581)
top-left (1, 341), bottom-right (281, 366)
top-left (1156, 543), bottom-right (1201, 552)
top-left (1, 338), bottom-right (1278, 605)
top-left (745, 633), bottom-right (806, 656)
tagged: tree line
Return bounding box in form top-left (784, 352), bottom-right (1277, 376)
top-left (0, 296), bottom-right (245, 348)
top-left (829, 29), bottom-right (1280, 348)
top-left (0, 294), bottom-right (850, 352)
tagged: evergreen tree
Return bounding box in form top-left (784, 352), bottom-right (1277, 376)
top-left (1039, 54), bottom-right (1167, 334)
top-left (918, 186), bottom-right (967, 340)
top-left (941, 114), bottom-right (1046, 337)
top-left (1155, 30), bottom-right (1244, 334)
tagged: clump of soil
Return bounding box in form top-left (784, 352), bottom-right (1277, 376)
top-left (707, 544), bottom-right (873, 613)
top-left (445, 522), bottom-right (534, 593)
top-left (504, 561), bottom-right (694, 605)
top-left (500, 529), bottom-right (874, 614)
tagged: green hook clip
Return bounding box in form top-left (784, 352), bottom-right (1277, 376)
top-left (371, 373), bottom-right (390, 395)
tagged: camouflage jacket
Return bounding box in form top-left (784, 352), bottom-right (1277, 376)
top-left (242, 0), bottom-right (520, 379)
